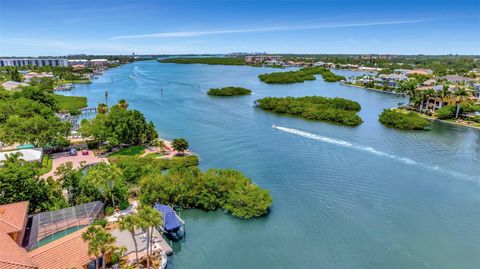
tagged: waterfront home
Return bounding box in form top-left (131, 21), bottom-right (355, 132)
top-left (422, 79), bottom-right (436, 87)
top-left (438, 75), bottom-right (472, 84)
top-left (394, 68), bottom-right (433, 76)
top-left (245, 55), bottom-right (283, 63)
top-left (358, 66), bottom-right (381, 72)
top-left (375, 73), bottom-right (408, 88)
top-left (1, 80), bottom-right (29, 90)
top-left (0, 148), bottom-right (43, 167)
top-left (0, 201), bottom-right (104, 269)
top-left (416, 84), bottom-right (475, 111)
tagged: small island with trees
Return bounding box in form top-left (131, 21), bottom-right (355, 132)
top-left (256, 96), bottom-right (363, 126)
top-left (207, 86), bottom-right (252, 96)
top-left (379, 109), bottom-right (431, 130)
top-left (258, 66), bottom-right (345, 84)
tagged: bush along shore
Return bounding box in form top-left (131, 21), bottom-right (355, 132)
top-left (207, 87), bottom-right (252, 96)
top-left (258, 66), bottom-right (345, 84)
top-left (256, 96), bottom-right (363, 126)
top-left (379, 109), bottom-right (431, 130)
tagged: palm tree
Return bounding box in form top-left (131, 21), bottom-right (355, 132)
top-left (138, 206), bottom-right (163, 269)
top-left (453, 87), bottom-right (471, 119)
top-left (97, 103), bottom-right (109, 114)
top-left (397, 79), bottom-right (420, 107)
top-left (118, 215), bottom-right (142, 263)
top-left (82, 225), bottom-right (117, 269)
top-left (118, 99), bottom-right (129, 109)
top-left (151, 139), bottom-right (165, 153)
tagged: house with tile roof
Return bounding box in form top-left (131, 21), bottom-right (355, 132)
top-left (0, 201), bottom-right (104, 269)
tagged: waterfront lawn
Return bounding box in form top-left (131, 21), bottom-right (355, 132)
top-left (52, 94), bottom-right (87, 114)
top-left (144, 152), bottom-right (165, 158)
top-left (207, 87), bottom-right (252, 96)
top-left (109, 146), bottom-right (145, 157)
top-left (158, 57), bottom-right (246, 65)
top-left (259, 67), bottom-right (345, 84)
top-left (379, 109), bottom-right (430, 130)
top-left (256, 96), bottom-right (363, 126)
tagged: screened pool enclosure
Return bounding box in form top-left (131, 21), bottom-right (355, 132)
top-left (22, 201), bottom-right (104, 250)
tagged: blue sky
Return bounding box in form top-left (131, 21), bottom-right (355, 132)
top-left (0, 0), bottom-right (479, 56)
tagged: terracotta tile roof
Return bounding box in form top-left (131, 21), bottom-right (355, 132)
top-left (0, 233), bottom-right (37, 269)
top-left (28, 227), bottom-right (94, 269)
top-left (0, 201), bottom-right (29, 235)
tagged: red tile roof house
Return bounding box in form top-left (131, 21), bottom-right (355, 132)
top-left (0, 201), bottom-right (103, 269)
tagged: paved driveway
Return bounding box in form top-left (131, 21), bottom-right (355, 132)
top-left (41, 150), bottom-right (108, 179)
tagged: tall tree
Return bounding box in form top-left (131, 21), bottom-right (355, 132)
top-left (118, 99), bottom-right (129, 109)
top-left (118, 214), bottom-right (143, 263)
top-left (82, 163), bottom-right (128, 209)
top-left (172, 138), bottom-right (189, 154)
top-left (82, 225), bottom-right (117, 269)
top-left (138, 206), bottom-right (163, 269)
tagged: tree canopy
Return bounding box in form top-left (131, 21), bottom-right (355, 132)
top-left (80, 103), bottom-right (158, 147)
top-left (256, 96), bottom-right (363, 126)
top-left (139, 166), bottom-right (272, 219)
top-left (0, 86), bottom-right (71, 147)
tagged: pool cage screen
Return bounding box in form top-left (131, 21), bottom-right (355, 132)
top-left (23, 201), bottom-right (104, 250)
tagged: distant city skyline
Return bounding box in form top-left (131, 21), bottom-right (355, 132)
top-left (0, 0), bottom-right (479, 56)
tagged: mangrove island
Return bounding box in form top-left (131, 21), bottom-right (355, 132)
top-left (207, 86), bottom-right (252, 96)
top-left (256, 96), bottom-right (363, 126)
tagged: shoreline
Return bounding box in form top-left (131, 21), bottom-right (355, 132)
top-left (341, 82), bottom-right (400, 95)
top-left (396, 108), bottom-right (480, 130)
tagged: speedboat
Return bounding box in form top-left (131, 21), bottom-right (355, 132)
top-left (272, 124), bottom-right (277, 128)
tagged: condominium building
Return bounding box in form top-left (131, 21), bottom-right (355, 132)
top-left (0, 58), bottom-right (68, 67)
top-left (245, 55), bottom-right (283, 63)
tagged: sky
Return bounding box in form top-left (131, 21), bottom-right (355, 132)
top-left (0, 0), bottom-right (479, 56)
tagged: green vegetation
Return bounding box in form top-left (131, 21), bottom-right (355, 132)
top-left (0, 86), bottom-right (71, 147)
top-left (207, 87), bottom-right (252, 96)
top-left (80, 101), bottom-right (158, 147)
top-left (140, 166), bottom-right (272, 218)
top-left (379, 109), bottom-right (430, 130)
top-left (38, 154), bottom-right (53, 175)
top-left (258, 67), bottom-right (345, 84)
top-left (144, 152), bottom-right (165, 159)
top-left (51, 94), bottom-right (87, 114)
top-left (109, 155), bottom-right (199, 184)
top-left (109, 146), bottom-right (145, 157)
top-left (0, 154), bottom-right (68, 213)
top-left (172, 138), bottom-right (189, 153)
top-left (158, 57), bottom-right (246, 65)
top-left (256, 96), bottom-right (363, 126)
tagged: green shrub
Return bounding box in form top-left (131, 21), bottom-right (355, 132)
top-left (92, 219), bottom-right (107, 227)
top-left (207, 87), bottom-right (252, 96)
top-left (256, 96), bottom-right (362, 126)
top-left (109, 155), bottom-right (200, 184)
top-left (379, 109), bottom-right (430, 130)
top-left (436, 105), bottom-right (457, 119)
top-left (139, 167), bottom-right (272, 219)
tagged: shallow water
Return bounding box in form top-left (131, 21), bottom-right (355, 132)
top-left (64, 61), bottom-right (480, 269)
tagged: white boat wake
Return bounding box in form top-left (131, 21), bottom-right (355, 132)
top-left (273, 125), bottom-right (477, 181)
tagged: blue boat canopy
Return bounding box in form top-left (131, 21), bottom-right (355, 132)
top-left (154, 203), bottom-right (182, 232)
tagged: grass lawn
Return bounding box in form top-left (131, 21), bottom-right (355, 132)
top-left (38, 155), bottom-right (53, 175)
top-left (52, 94), bottom-right (87, 113)
top-left (144, 152), bottom-right (165, 159)
top-left (109, 146), bottom-right (145, 157)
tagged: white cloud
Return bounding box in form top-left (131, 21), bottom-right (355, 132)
top-left (110, 19), bottom-right (430, 39)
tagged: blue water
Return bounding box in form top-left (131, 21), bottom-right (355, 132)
top-left (63, 61), bottom-right (480, 269)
